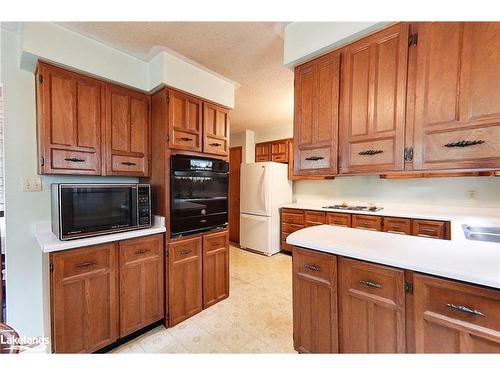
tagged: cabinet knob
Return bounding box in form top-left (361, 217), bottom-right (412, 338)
top-left (179, 137), bottom-right (193, 142)
top-left (65, 157), bottom-right (85, 163)
top-left (358, 149), bottom-right (383, 156)
top-left (135, 249), bottom-right (150, 255)
top-left (180, 249), bottom-right (192, 255)
top-left (445, 303), bottom-right (486, 317)
top-left (121, 161), bottom-right (137, 166)
top-left (305, 156), bottom-right (324, 161)
top-left (209, 142), bottom-right (222, 147)
top-left (304, 263), bottom-right (321, 272)
top-left (444, 140), bottom-right (485, 148)
top-left (359, 280), bottom-right (382, 289)
top-left (75, 260), bottom-right (97, 268)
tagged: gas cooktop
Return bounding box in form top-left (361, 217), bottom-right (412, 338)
top-left (322, 204), bottom-right (383, 212)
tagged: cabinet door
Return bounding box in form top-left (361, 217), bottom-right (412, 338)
top-left (414, 274), bottom-right (500, 353)
top-left (304, 210), bottom-right (326, 227)
top-left (293, 247), bottom-right (338, 353)
top-left (50, 243), bottom-right (118, 353)
top-left (294, 51), bottom-right (340, 176)
top-left (255, 142), bottom-right (270, 162)
top-left (412, 22), bottom-right (500, 170)
top-left (168, 89), bottom-right (202, 152)
top-left (203, 231), bottom-right (229, 308)
top-left (168, 237), bottom-right (203, 326)
top-left (203, 102), bottom-right (229, 156)
top-left (37, 62), bottom-right (103, 175)
top-left (119, 234), bottom-right (164, 337)
top-left (105, 84), bottom-right (150, 176)
top-left (340, 23), bottom-right (409, 173)
top-left (270, 139), bottom-right (289, 163)
top-left (339, 257), bottom-right (406, 353)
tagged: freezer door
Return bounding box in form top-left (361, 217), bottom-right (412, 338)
top-left (239, 213), bottom-right (276, 255)
top-left (240, 163), bottom-right (271, 216)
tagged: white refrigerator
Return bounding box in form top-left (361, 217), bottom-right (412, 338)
top-left (239, 162), bottom-right (293, 256)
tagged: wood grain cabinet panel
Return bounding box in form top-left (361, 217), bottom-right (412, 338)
top-left (411, 22), bottom-right (500, 170)
top-left (270, 139), bottom-right (289, 163)
top-left (304, 210), bottom-right (326, 227)
top-left (50, 243), bottom-right (118, 353)
top-left (202, 231), bottom-right (229, 308)
top-left (340, 23), bottom-right (409, 173)
top-left (413, 274), bottom-right (500, 353)
top-left (255, 142), bottom-right (271, 162)
top-left (352, 214), bottom-right (382, 231)
top-left (37, 62), bottom-right (103, 175)
top-left (339, 257), bottom-right (406, 353)
top-left (292, 247), bottom-right (338, 353)
top-left (203, 102), bottom-right (229, 156)
top-left (281, 209), bottom-right (305, 252)
top-left (168, 237), bottom-right (203, 326)
top-left (326, 213), bottom-right (352, 227)
top-left (383, 217), bottom-right (412, 235)
top-left (167, 89), bottom-right (203, 152)
top-left (104, 83), bottom-right (150, 176)
top-left (294, 51), bottom-right (340, 176)
top-left (412, 219), bottom-right (448, 239)
top-left (119, 235), bottom-right (164, 337)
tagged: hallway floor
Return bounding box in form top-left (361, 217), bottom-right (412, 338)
top-left (112, 246), bottom-right (295, 353)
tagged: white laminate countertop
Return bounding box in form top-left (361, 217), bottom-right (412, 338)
top-left (35, 216), bottom-right (166, 253)
top-left (287, 222), bottom-right (500, 289)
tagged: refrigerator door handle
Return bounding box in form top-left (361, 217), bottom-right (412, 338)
top-left (261, 166), bottom-right (268, 213)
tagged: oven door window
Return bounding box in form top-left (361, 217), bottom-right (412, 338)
top-left (61, 187), bottom-right (137, 235)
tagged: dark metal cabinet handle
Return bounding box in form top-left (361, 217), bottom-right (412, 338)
top-left (121, 161), bottom-right (137, 166)
top-left (135, 249), bottom-right (150, 255)
top-left (209, 142), bottom-right (222, 147)
top-left (65, 157), bottom-right (85, 163)
top-left (212, 242), bottom-right (221, 246)
top-left (446, 303), bottom-right (486, 317)
top-left (180, 249), bottom-right (192, 255)
top-left (444, 140), bottom-right (485, 148)
top-left (305, 156), bottom-right (324, 161)
top-left (76, 260), bottom-right (97, 268)
top-left (358, 149), bottom-right (384, 156)
top-left (304, 264), bottom-right (321, 272)
top-left (359, 280), bottom-right (382, 289)
top-left (179, 137), bottom-right (193, 142)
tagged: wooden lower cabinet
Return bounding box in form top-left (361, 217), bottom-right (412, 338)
top-left (119, 234), bottom-right (164, 337)
top-left (168, 236), bottom-right (203, 326)
top-left (50, 243), bottom-right (118, 353)
top-left (413, 274), bottom-right (500, 353)
top-left (338, 257), bottom-right (406, 353)
top-left (292, 247), bottom-right (338, 353)
top-left (203, 231), bottom-right (229, 308)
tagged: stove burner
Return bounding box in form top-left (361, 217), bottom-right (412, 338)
top-left (322, 204), bottom-right (383, 212)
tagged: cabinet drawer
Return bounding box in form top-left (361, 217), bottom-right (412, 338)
top-left (57, 244), bottom-right (114, 279)
top-left (412, 219), bottom-right (447, 239)
top-left (203, 230), bottom-right (228, 252)
top-left (120, 234), bottom-right (163, 263)
top-left (172, 130), bottom-right (200, 150)
top-left (349, 139), bottom-right (395, 167)
top-left (383, 217), bottom-right (412, 235)
top-left (352, 215), bottom-right (382, 231)
top-left (51, 149), bottom-right (98, 172)
top-left (256, 155), bottom-right (269, 162)
top-left (282, 211), bottom-right (304, 225)
top-left (304, 211), bottom-right (326, 227)
top-left (204, 137), bottom-right (228, 155)
top-left (293, 247), bottom-right (336, 285)
top-left (339, 257), bottom-right (404, 301)
top-left (326, 213), bottom-right (351, 227)
top-left (169, 237), bottom-right (202, 262)
top-left (298, 148), bottom-right (332, 170)
top-left (282, 223), bottom-right (304, 233)
top-left (414, 274), bottom-right (500, 333)
top-left (271, 153), bottom-right (287, 163)
top-left (111, 155), bottom-right (145, 173)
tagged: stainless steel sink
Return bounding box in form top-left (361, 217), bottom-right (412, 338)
top-left (462, 225), bottom-right (500, 243)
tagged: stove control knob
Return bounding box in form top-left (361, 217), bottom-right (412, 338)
top-left (201, 209), bottom-right (206, 215)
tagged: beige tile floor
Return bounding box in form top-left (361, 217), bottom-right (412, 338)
top-left (111, 245), bottom-right (296, 354)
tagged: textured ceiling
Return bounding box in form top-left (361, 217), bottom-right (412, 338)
top-left (60, 22), bottom-right (294, 133)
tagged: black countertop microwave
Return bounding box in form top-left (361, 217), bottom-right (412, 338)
top-left (51, 183), bottom-right (152, 240)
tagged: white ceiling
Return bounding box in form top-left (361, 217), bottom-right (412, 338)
top-left (60, 22), bottom-right (294, 134)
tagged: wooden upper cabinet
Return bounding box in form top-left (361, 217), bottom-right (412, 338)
top-left (37, 62), bottom-right (103, 175)
top-left (119, 234), bottom-right (164, 337)
top-left (414, 274), bottom-right (500, 353)
top-left (294, 51), bottom-right (340, 176)
top-left (255, 142), bottom-right (270, 162)
top-left (167, 89), bottom-right (203, 152)
top-left (203, 102), bottom-right (230, 156)
top-left (410, 22), bottom-right (500, 170)
top-left (339, 257), bottom-right (406, 353)
top-left (50, 243), bottom-right (118, 353)
top-left (104, 84), bottom-right (150, 176)
top-left (340, 23), bottom-right (409, 174)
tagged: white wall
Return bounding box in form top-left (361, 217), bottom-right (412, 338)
top-left (254, 125), bottom-right (293, 143)
top-left (1, 28), bottom-right (138, 338)
top-left (230, 130), bottom-right (255, 163)
top-left (294, 176), bottom-right (500, 208)
top-left (284, 22), bottom-right (389, 67)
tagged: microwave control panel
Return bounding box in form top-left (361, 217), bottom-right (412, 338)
top-left (137, 185), bottom-right (152, 228)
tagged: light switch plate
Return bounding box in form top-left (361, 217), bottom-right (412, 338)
top-left (22, 177), bottom-right (42, 192)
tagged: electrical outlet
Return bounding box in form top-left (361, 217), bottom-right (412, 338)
top-left (467, 190), bottom-right (477, 199)
top-left (22, 177), bottom-right (42, 192)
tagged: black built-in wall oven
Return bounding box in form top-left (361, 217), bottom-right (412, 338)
top-left (170, 155), bottom-right (229, 237)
